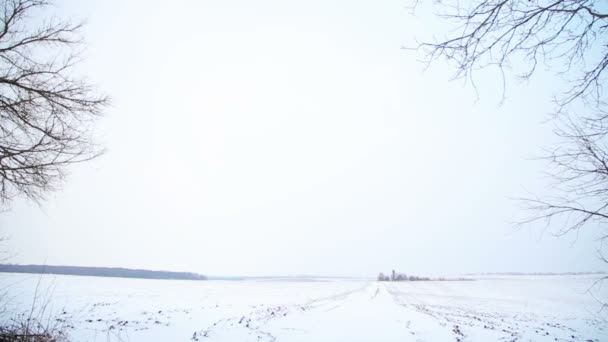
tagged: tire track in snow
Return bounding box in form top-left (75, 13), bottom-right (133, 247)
top-left (192, 283), bottom-right (370, 341)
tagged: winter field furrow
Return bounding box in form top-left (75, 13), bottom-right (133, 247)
top-left (0, 273), bottom-right (606, 341)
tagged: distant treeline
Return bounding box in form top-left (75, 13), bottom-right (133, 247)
top-left (0, 264), bottom-right (207, 281)
top-left (376, 270), bottom-right (472, 282)
top-left (377, 270), bottom-right (431, 282)
top-left (466, 272), bottom-right (607, 276)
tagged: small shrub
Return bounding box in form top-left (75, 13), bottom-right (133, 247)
top-left (0, 312), bottom-right (71, 342)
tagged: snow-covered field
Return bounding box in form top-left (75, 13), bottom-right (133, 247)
top-left (1, 273), bottom-right (606, 341)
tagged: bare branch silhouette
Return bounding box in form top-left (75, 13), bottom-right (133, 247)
top-left (413, 0), bottom-right (608, 107)
top-left (0, 0), bottom-right (108, 208)
top-left (412, 0), bottom-right (608, 298)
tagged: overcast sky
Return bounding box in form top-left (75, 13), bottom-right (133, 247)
top-left (0, 0), bottom-right (604, 277)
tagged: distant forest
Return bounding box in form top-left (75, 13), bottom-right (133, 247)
top-left (0, 264), bottom-right (207, 281)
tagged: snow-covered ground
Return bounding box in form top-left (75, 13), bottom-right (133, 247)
top-left (1, 273), bottom-right (606, 341)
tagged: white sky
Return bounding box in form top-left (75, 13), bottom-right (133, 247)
top-left (0, 0), bottom-right (604, 277)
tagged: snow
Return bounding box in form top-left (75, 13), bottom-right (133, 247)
top-left (1, 273), bottom-right (606, 341)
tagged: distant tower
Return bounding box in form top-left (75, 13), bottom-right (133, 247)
top-left (391, 269), bottom-right (395, 281)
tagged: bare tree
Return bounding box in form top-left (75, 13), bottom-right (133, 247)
top-left (412, 1), bottom-right (608, 259)
top-left (0, 0), bottom-right (108, 208)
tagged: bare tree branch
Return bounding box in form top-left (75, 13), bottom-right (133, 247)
top-left (0, 0), bottom-right (108, 208)
top-left (413, 0), bottom-right (608, 107)
top-left (412, 0), bottom-right (608, 301)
